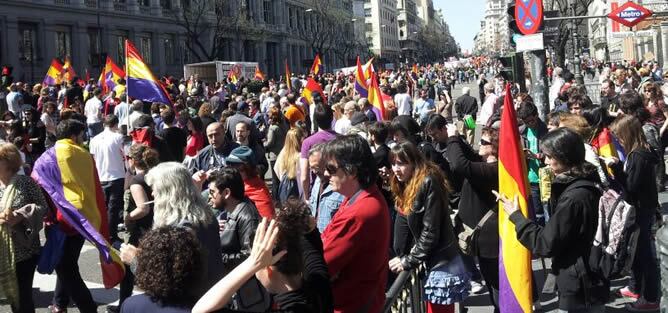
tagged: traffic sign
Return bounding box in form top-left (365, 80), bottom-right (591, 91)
top-left (515, 0), bottom-right (543, 35)
top-left (607, 1), bottom-right (653, 28)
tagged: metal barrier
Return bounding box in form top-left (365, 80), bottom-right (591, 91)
top-left (383, 266), bottom-right (426, 313)
top-left (584, 83), bottom-right (601, 105)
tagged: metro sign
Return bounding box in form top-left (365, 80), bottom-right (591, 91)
top-left (515, 0), bottom-right (543, 35)
top-left (608, 1), bottom-right (653, 28)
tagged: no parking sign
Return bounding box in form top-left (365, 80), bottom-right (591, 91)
top-left (515, 0), bottom-right (543, 35)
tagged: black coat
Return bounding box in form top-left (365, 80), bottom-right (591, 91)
top-left (509, 169), bottom-right (609, 309)
top-left (217, 199), bottom-right (260, 272)
top-left (454, 94), bottom-right (478, 119)
top-left (394, 175), bottom-right (459, 270)
top-left (446, 136), bottom-right (499, 258)
top-left (614, 147), bottom-right (660, 217)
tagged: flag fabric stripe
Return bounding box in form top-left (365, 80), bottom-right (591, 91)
top-left (302, 78), bottom-right (327, 105)
top-left (126, 40), bottom-right (171, 104)
top-left (285, 60), bottom-right (292, 91)
top-left (310, 54), bottom-right (322, 76)
top-left (368, 74), bottom-right (385, 120)
top-left (32, 141), bottom-right (125, 289)
top-left (355, 56), bottom-right (368, 98)
top-left (364, 57), bottom-right (375, 80)
top-left (254, 65), bottom-right (265, 81)
top-left (63, 58), bottom-right (77, 83)
top-left (43, 59), bottom-right (64, 86)
top-left (498, 83), bottom-right (533, 313)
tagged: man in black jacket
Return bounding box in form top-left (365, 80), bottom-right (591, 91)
top-left (454, 87), bottom-right (478, 145)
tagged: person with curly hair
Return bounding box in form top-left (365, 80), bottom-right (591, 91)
top-left (120, 226), bottom-right (204, 312)
top-left (193, 199), bottom-right (333, 313)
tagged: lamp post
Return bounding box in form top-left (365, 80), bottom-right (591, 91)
top-left (571, 1), bottom-right (585, 84)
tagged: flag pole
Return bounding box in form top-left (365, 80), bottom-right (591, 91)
top-left (125, 39), bottom-right (130, 135)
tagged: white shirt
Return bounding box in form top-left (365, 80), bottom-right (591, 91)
top-left (394, 93), bottom-right (412, 116)
top-left (114, 102), bottom-right (129, 127)
top-left (84, 96), bottom-right (103, 124)
top-left (6, 91), bottom-right (22, 115)
top-left (478, 93), bottom-right (498, 126)
top-left (89, 128), bottom-right (126, 182)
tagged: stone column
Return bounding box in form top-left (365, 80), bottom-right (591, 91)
top-left (653, 25), bottom-right (662, 65)
top-left (153, 31), bottom-right (165, 76)
top-left (150, 0), bottom-right (161, 17)
top-left (73, 21), bottom-right (89, 74)
top-left (4, 17), bottom-right (21, 81)
top-left (661, 22), bottom-right (668, 70)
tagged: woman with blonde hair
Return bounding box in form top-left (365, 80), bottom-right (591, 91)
top-left (389, 141), bottom-right (470, 313)
top-left (274, 127), bottom-right (305, 202)
top-left (120, 162), bottom-right (223, 299)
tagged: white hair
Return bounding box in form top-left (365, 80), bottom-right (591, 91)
top-left (146, 162), bottom-right (213, 228)
top-left (462, 87), bottom-right (471, 95)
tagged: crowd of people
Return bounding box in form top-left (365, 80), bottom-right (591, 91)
top-left (0, 57), bottom-right (665, 313)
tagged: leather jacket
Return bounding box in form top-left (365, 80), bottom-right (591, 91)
top-left (396, 175), bottom-right (459, 270)
top-left (218, 199), bottom-right (260, 272)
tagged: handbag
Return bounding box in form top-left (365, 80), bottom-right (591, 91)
top-left (457, 210), bottom-right (495, 256)
top-left (36, 224), bottom-right (66, 274)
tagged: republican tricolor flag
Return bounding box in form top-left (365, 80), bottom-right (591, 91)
top-left (43, 59), bottom-right (64, 86)
top-left (310, 54), bottom-right (322, 76)
top-left (125, 40), bottom-right (171, 104)
top-left (367, 73), bottom-right (385, 120)
top-left (254, 65), bottom-right (265, 81)
top-left (301, 78), bottom-right (327, 105)
top-left (62, 57), bottom-right (77, 83)
top-left (498, 83), bottom-right (533, 313)
top-left (32, 139), bottom-right (125, 288)
top-left (354, 56), bottom-right (368, 98)
top-left (99, 56), bottom-right (126, 95)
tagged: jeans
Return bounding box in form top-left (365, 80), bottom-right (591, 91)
top-left (87, 122), bottom-right (103, 138)
top-left (53, 235), bottom-right (97, 313)
top-left (631, 213), bottom-right (660, 302)
top-left (101, 178), bottom-right (125, 244)
top-left (529, 183), bottom-right (545, 225)
top-left (13, 255), bottom-right (38, 313)
top-left (477, 256), bottom-right (499, 313)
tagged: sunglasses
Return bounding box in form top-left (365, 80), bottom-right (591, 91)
top-left (479, 138), bottom-right (492, 146)
top-left (325, 163), bottom-right (340, 174)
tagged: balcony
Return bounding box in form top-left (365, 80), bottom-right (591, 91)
top-left (85, 0), bottom-right (96, 8)
top-left (139, 5), bottom-right (151, 14)
top-left (113, 1), bottom-right (128, 11)
top-left (54, 0), bottom-right (70, 5)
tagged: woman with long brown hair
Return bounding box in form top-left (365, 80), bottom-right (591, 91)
top-left (608, 115), bottom-right (660, 311)
top-left (389, 141), bottom-right (470, 313)
top-left (641, 82), bottom-right (666, 127)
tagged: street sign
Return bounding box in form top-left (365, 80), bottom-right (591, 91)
top-left (607, 1), bottom-right (653, 28)
top-left (515, 0), bottom-right (543, 35)
top-left (515, 33), bottom-right (545, 52)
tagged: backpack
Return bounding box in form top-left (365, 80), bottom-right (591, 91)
top-left (277, 173), bottom-right (299, 204)
top-left (588, 188), bottom-right (640, 281)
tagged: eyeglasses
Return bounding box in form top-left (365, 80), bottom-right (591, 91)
top-left (325, 163), bottom-right (340, 174)
top-left (479, 138), bottom-right (492, 146)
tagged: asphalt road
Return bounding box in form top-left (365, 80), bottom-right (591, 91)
top-left (1, 80), bottom-right (664, 313)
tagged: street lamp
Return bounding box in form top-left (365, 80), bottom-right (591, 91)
top-left (570, 1), bottom-right (584, 84)
top-left (305, 8), bottom-right (313, 12)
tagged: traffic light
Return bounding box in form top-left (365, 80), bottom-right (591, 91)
top-left (507, 3), bottom-right (521, 49)
top-left (498, 53), bottom-right (526, 92)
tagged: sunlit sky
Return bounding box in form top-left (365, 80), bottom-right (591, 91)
top-left (434, 0), bottom-right (486, 53)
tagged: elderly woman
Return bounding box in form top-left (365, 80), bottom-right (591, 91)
top-left (120, 162), bottom-right (224, 299)
top-left (0, 142), bottom-right (48, 313)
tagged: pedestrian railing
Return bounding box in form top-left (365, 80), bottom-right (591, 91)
top-left (584, 83), bottom-right (601, 105)
top-left (383, 265), bottom-right (426, 313)
top-left (53, 0), bottom-right (70, 5)
top-left (84, 0), bottom-right (96, 8)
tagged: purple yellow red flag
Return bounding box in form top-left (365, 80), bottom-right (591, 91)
top-left (498, 83), bottom-right (533, 313)
top-left (285, 60), bottom-right (292, 91)
top-left (310, 54), bottom-right (322, 76)
top-left (591, 128), bottom-right (626, 175)
top-left (42, 59), bottom-right (64, 86)
top-left (62, 57), bottom-right (77, 83)
top-left (301, 77), bottom-right (327, 105)
top-left (125, 40), bottom-right (171, 104)
top-left (364, 57), bottom-right (375, 80)
top-left (32, 139), bottom-right (125, 288)
top-left (355, 56), bottom-right (369, 98)
top-left (99, 57), bottom-right (126, 95)
top-left (254, 65), bottom-right (265, 81)
top-left (367, 73), bottom-right (385, 120)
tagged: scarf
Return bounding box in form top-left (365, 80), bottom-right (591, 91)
top-left (0, 178), bottom-right (19, 308)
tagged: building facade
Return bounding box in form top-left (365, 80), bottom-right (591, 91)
top-left (364, 0), bottom-right (400, 60)
top-left (0, 0), bottom-right (355, 83)
top-left (397, 0), bottom-right (419, 62)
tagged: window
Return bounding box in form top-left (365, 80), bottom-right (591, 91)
top-left (88, 28), bottom-right (103, 66)
top-left (364, 7), bottom-right (372, 17)
top-left (365, 23), bottom-right (372, 32)
top-left (55, 26), bottom-right (71, 60)
top-left (289, 7), bottom-right (294, 29)
top-left (263, 0), bottom-right (273, 24)
top-left (18, 23), bottom-right (38, 62)
top-left (160, 0), bottom-right (171, 9)
top-left (164, 34), bottom-right (176, 64)
top-left (116, 31), bottom-right (129, 66)
top-left (139, 36), bottom-right (152, 64)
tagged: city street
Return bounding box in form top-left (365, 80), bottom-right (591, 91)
top-left (1, 81), bottom-right (665, 313)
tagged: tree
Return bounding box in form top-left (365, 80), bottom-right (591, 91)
top-left (545, 0), bottom-right (595, 67)
top-left (295, 0), bottom-right (356, 65)
top-left (168, 0), bottom-right (266, 62)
